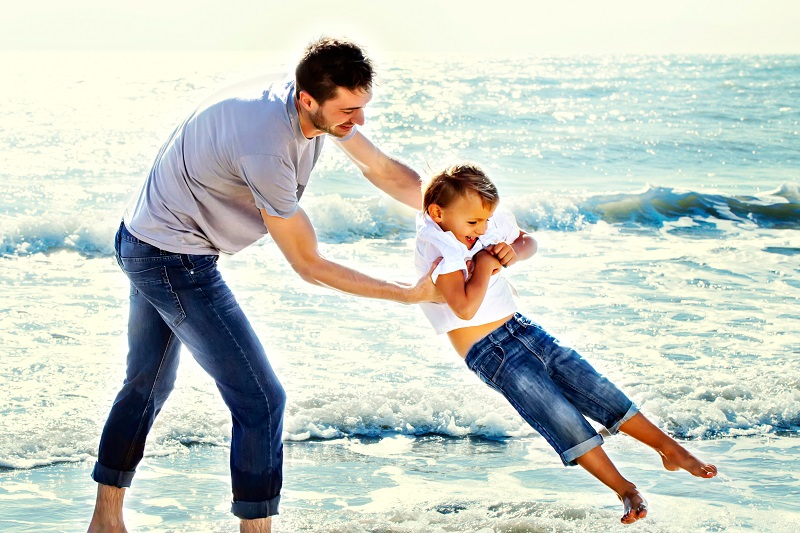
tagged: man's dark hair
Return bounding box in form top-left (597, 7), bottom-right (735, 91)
top-left (295, 37), bottom-right (374, 105)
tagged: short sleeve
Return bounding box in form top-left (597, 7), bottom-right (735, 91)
top-left (489, 208), bottom-right (522, 244)
top-left (236, 154), bottom-right (299, 218)
top-left (416, 215), bottom-right (469, 282)
top-left (430, 240), bottom-right (469, 282)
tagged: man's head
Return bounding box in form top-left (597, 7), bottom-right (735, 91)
top-left (424, 163), bottom-right (500, 248)
top-left (295, 37), bottom-right (374, 138)
top-left (296, 37), bottom-right (374, 105)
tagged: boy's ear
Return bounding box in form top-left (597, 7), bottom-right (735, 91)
top-left (427, 204), bottom-right (443, 222)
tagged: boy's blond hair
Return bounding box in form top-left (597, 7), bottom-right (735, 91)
top-left (423, 163), bottom-right (499, 212)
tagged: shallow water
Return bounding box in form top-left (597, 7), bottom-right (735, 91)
top-left (0, 51), bottom-right (798, 531)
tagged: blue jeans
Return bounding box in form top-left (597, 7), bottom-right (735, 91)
top-left (465, 313), bottom-right (638, 466)
top-left (92, 223), bottom-right (286, 519)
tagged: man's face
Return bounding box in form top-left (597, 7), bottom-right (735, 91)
top-left (429, 191), bottom-right (497, 249)
top-left (309, 87), bottom-right (371, 138)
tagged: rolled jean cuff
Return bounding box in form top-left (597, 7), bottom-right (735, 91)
top-left (91, 462), bottom-right (135, 488)
top-left (605, 403), bottom-right (639, 435)
top-left (232, 494), bottom-right (281, 519)
top-left (561, 433), bottom-right (604, 466)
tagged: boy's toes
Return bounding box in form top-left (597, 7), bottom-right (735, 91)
top-left (620, 494), bottom-right (647, 524)
top-left (701, 464), bottom-right (718, 477)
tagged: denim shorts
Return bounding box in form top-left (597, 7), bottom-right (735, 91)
top-left (465, 313), bottom-right (637, 466)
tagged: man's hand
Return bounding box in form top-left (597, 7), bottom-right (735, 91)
top-left (412, 258), bottom-right (444, 303)
top-left (486, 241), bottom-right (518, 268)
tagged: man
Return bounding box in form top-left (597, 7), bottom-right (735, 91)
top-left (88, 37), bottom-right (438, 533)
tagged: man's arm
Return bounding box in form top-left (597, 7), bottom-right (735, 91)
top-left (261, 207), bottom-right (439, 304)
top-left (335, 131), bottom-right (423, 210)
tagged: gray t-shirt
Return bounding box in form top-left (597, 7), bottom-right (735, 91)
top-left (124, 76), bottom-right (354, 254)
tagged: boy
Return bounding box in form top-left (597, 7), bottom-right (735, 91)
top-left (414, 163), bottom-right (717, 524)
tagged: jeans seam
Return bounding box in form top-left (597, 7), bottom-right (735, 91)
top-left (508, 327), bottom-right (546, 367)
top-left (122, 330), bottom-right (178, 469)
top-left (501, 388), bottom-right (564, 459)
top-left (160, 267), bottom-right (186, 327)
top-left (195, 282), bottom-right (274, 468)
top-left (550, 372), bottom-right (619, 425)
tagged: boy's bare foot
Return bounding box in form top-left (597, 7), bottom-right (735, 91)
top-left (659, 442), bottom-right (717, 478)
top-left (620, 489), bottom-right (648, 524)
top-left (618, 413), bottom-right (718, 479)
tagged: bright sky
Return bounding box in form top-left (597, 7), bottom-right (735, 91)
top-left (2, 0), bottom-right (799, 56)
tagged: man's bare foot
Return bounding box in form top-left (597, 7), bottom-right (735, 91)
top-left (659, 442), bottom-right (718, 478)
top-left (620, 489), bottom-right (648, 524)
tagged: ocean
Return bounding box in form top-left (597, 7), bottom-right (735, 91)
top-left (0, 51), bottom-right (798, 532)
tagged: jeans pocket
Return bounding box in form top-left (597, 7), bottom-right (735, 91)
top-left (124, 265), bottom-right (186, 327)
top-left (477, 346), bottom-right (506, 386)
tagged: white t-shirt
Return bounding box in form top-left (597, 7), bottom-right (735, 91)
top-left (415, 209), bottom-right (521, 334)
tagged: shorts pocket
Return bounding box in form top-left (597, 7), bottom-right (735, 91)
top-left (476, 345), bottom-right (506, 386)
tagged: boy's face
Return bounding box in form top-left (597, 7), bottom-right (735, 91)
top-left (428, 191), bottom-right (497, 249)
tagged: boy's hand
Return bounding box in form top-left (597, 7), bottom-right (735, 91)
top-left (474, 249), bottom-right (502, 276)
top-left (486, 242), bottom-right (518, 268)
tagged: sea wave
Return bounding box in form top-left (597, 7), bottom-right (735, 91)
top-left (1, 377), bottom-right (798, 471)
top-left (1, 184), bottom-right (797, 257)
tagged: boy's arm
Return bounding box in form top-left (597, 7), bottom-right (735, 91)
top-left (435, 250), bottom-right (502, 320)
top-left (488, 230), bottom-right (537, 268)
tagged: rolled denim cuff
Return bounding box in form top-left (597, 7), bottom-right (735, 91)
top-left (232, 494), bottom-right (281, 519)
top-left (91, 461), bottom-right (136, 488)
top-left (561, 433), bottom-right (604, 466)
top-left (605, 403), bottom-right (639, 435)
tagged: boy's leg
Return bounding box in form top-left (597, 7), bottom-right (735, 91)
top-left (518, 315), bottom-right (716, 478)
top-left (467, 320), bottom-right (648, 524)
top-left (521, 319), bottom-right (639, 433)
top-left (574, 447), bottom-right (647, 524)
top-left (618, 412), bottom-right (717, 478)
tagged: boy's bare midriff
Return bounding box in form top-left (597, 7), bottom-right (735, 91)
top-left (447, 313), bottom-right (515, 358)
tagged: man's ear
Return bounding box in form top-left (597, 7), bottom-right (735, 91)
top-left (427, 204), bottom-right (443, 222)
top-left (297, 90), bottom-right (317, 112)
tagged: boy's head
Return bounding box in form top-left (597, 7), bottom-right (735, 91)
top-left (295, 37), bottom-right (374, 106)
top-left (424, 163), bottom-right (499, 248)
